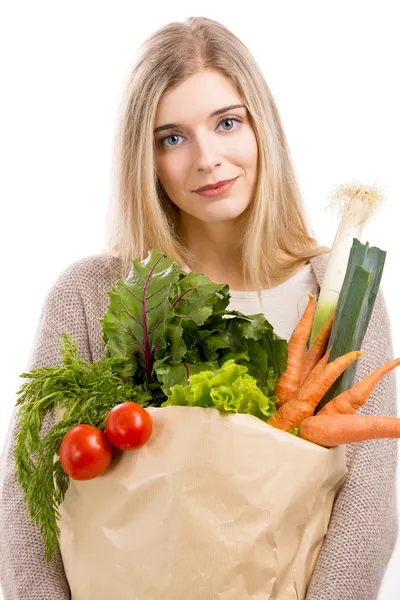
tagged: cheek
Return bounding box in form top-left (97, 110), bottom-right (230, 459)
top-left (156, 153), bottom-right (184, 192)
top-left (156, 154), bottom-right (189, 212)
top-left (223, 128), bottom-right (258, 179)
top-left (239, 129), bottom-right (258, 171)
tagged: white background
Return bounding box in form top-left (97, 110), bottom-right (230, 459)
top-left (0, 1), bottom-right (399, 598)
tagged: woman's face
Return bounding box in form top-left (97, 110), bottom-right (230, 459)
top-left (154, 69), bottom-right (258, 224)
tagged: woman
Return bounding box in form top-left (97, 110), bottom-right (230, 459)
top-left (0, 16), bottom-right (397, 600)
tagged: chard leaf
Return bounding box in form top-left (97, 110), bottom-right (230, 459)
top-left (164, 317), bottom-right (186, 362)
top-left (198, 330), bottom-right (234, 361)
top-left (201, 313), bottom-right (287, 386)
top-left (183, 327), bottom-right (219, 351)
top-left (219, 338), bottom-right (278, 398)
top-left (258, 327), bottom-right (288, 383)
top-left (154, 358), bottom-right (219, 395)
top-left (102, 250), bottom-right (179, 379)
top-left (159, 272), bottom-right (230, 367)
top-left (222, 310), bottom-right (273, 340)
top-left (171, 272), bottom-right (229, 325)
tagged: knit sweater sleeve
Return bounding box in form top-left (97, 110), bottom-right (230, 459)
top-left (305, 287), bottom-right (399, 600)
top-left (0, 265), bottom-right (92, 600)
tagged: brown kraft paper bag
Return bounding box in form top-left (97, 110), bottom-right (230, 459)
top-left (54, 404), bottom-right (348, 600)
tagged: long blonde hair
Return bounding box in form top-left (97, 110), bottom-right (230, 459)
top-left (104, 16), bottom-right (330, 289)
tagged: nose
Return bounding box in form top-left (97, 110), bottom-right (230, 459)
top-left (193, 135), bottom-right (222, 172)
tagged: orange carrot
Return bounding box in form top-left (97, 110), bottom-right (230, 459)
top-left (300, 312), bottom-right (335, 386)
top-left (268, 349), bottom-right (362, 432)
top-left (318, 357), bottom-right (400, 416)
top-left (300, 414), bottom-right (400, 447)
top-left (295, 346), bottom-right (332, 391)
top-left (275, 293), bottom-right (316, 407)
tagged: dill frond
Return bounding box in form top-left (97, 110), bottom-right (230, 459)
top-left (13, 332), bottom-right (151, 563)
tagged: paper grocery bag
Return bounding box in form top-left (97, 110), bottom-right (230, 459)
top-left (54, 405), bottom-right (347, 600)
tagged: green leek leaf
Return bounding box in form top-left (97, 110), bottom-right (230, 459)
top-left (315, 238), bottom-right (386, 412)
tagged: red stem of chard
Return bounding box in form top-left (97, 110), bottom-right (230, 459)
top-left (142, 256), bottom-right (163, 380)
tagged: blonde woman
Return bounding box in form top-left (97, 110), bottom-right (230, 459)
top-left (0, 16), bottom-right (397, 600)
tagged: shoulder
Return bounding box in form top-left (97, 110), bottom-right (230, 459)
top-left (308, 252), bottom-right (330, 288)
top-left (39, 253), bottom-right (124, 329)
top-left (50, 253), bottom-right (124, 294)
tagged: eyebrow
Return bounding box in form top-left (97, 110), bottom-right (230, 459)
top-left (153, 104), bottom-right (246, 134)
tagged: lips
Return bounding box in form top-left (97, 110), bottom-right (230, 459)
top-left (194, 177), bottom-right (238, 192)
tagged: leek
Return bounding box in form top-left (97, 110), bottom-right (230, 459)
top-left (314, 238), bottom-right (386, 413)
top-left (310, 181), bottom-right (385, 345)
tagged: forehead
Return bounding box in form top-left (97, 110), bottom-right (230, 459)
top-left (155, 69), bottom-right (242, 125)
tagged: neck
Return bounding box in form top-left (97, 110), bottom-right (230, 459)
top-left (179, 212), bottom-right (246, 284)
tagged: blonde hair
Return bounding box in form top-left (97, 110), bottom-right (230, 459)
top-left (104, 16), bottom-right (330, 290)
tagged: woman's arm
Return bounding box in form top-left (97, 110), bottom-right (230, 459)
top-left (0, 267), bottom-right (92, 599)
top-left (305, 288), bottom-right (398, 600)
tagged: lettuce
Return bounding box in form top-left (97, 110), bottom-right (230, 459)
top-left (162, 359), bottom-right (278, 421)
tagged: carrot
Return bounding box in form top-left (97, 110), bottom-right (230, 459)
top-left (275, 293), bottom-right (316, 407)
top-left (299, 312), bottom-right (335, 386)
top-left (296, 345), bottom-right (332, 390)
top-left (268, 349), bottom-right (362, 432)
top-left (318, 357), bottom-right (400, 416)
top-left (300, 414), bottom-right (400, 447)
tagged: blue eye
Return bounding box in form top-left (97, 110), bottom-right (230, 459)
top-left (162, 134), bottom-right (181, 147)
top-left (159, 116), bottom-right (242, 148)
top-left (219, 118), bottom-right (238, 131)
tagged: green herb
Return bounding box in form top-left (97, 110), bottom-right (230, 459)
top-left (14, 332), bottom-right (150, 563)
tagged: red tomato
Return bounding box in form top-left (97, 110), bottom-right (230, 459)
top-left (59, 424), bottom-right (113, 480)
top-left (105, 402), bottom-right (153, 450)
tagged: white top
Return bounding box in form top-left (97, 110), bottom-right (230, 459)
top-left (183, 262), bottom-right (318, 341)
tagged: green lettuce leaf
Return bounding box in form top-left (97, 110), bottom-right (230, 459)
top-left (162, 359), bottom-right (278, 421)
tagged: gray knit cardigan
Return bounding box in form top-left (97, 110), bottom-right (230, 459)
top-left (0, 252), bottom-right (398, 599)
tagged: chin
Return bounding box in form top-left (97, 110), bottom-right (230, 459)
top-left (192, 200), bottom-right (251, 223)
